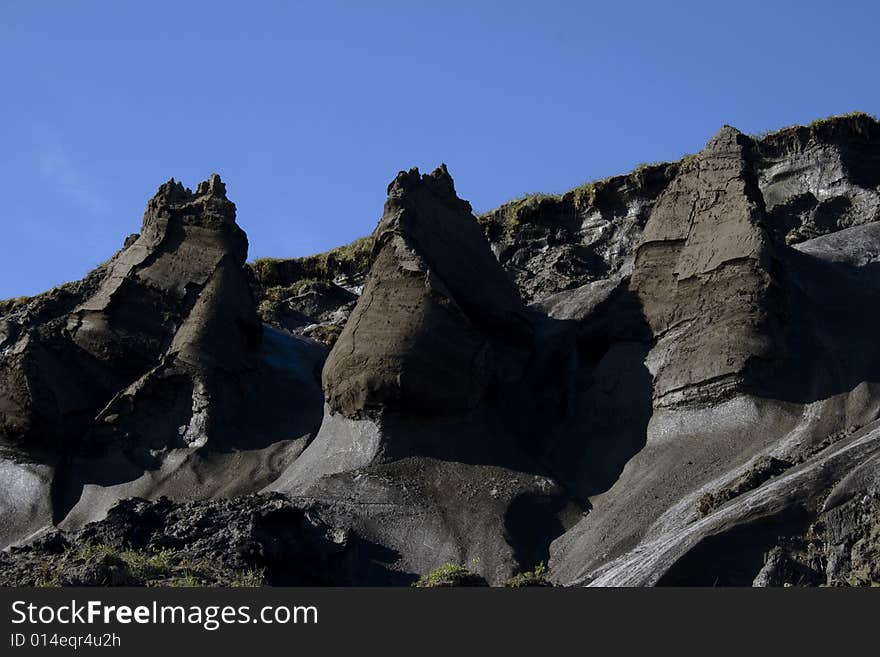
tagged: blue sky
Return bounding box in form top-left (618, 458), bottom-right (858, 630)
top-left (1, 1), bottom-right (878, 298)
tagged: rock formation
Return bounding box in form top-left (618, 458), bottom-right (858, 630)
top-left (630, 126), bottom-right (785, 406)
top-left (267, 165), bottom-right (571, 585)
top-left (322, 164), bottom-right (529, 416)
top-left (3, 113), bottom-right (880, 587)
top-left (0, 176), bottom-right (324, 548)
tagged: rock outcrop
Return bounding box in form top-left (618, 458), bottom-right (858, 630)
top-left (4, 113), bottom-right (880, 587)
top-left (0, 176), bottom-right (324, 549)
top-left (630, 126), bottom-right (785, 407)
top-left (756, 113), bottom-right (880, 244)
top-left (1, 175), bottom-right (259, 455)
top-left (0, 494), bottom-right (366, 586)
top-left (546, 115), bottom-right (880, 586)
top-left (323, 165), bottom-right (529, 416)
top-left (269, 166), bottom-right (572, 585)
top-left (479, 163), bottom-right (679, 307)
top-left (247, 237), bottom-right (372, 348)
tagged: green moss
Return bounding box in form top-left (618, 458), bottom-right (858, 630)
top-left (477, 192), bottom-right (562, 236)
top-left (33, 543), bottom-right (264, 588)
top-left (509, 156), bottom-right (686, 217)
top-left (262, 278), bottom-right (330, 302)
top-left (571, 181), bottom-right (599, 211)
top-left (0, 296), bottom-right (29, 315)
top-left (807, 110), bottom-right (876, 128)
top-left (301, 322), bottom-right (343, 348)
top-left (249, 236), bottom-right (373, 288)
top-left (752, 111), bottom-right (879, 141)
top-left (505, 562), bottom-right (550, 587)
top-left (413, 562), bottom-right (486, 587)
top-left (166, 573), bottom-right (203, 588)
top-left (678, 153), bottom-right (698, 170)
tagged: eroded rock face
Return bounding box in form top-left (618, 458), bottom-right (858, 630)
top-left (546, 117), bottom-right (880, 587)
top-left (270, 166), bottom-right (571, 585)
top-left (631, 126), bottom-right (785, 407)
top-left (757, 114), bottom-right (880, 244)
top-left (0, 494), bottom-right (371, 586)
top-left (0, 176), bottom-right (324, 549)
top-left (75, 175), bottom-right (262, 451)
top-left (4, 114), bottom-right (880, 587)
top-left (247, 236), bottom-right (372, 348)
top-left (480, 163), bottom-right (680, 307)
top-left (323, 165), bottom-right (529, 417)
top-left (1, 175), bottom-right (260, 455)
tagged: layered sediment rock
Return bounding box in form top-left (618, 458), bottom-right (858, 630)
top-left (756, 114), bottom-right (880, 244)
top-left (0, 176), bottom-right (324, 548)
top-left (0, 175), bottom-right (260, 455)
top-left (323, 165), bottom-right (529, 416)
top-left (247, 237), bottom-right (372, 347)
top-left (270, 166), bottom-right (571, 585)
top-left (547, 116), bottom-right (880, 586)
top-left (4, 114), bottom-right (880, 587)
top-left (630, 126), bottom-right (785, 406)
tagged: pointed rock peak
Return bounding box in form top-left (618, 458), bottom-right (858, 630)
top-left (386, 167), bottom-right (422, 197)
top-left (144, 174), bottom-right (238, 226)
top-left (154, 178), bottom-right (192, 204)
top-left (427, 163), bottom-right (456, 196)
top-left (704, 124), bottom-right (750, 154)
top-left (385, 164), bottom-right (472, 214)
top-left (196, 173), bottom-right (227, 199)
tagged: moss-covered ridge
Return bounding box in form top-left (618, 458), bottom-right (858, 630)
top-left (475, 111), bottom-right (879, 239)
top-left (248, 236), bottom-right (373, 288)
top-left (26, 542), bottom-right (263, 588)
top-left (476, 160), bottom-right (684, 239)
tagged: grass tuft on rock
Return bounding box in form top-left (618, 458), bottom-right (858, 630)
top-left (505, 562), bottom-right (551, 587)
top-left (751, 111), bottom-right (879, 141)
top-left (413, 563), bottom-right (487, 587)
top-left (30, 542), bottom-right (264, 588)
top-left (249, 236), bottom-right (373, 288)
top-left (0, 296), bottom-right (29, 315)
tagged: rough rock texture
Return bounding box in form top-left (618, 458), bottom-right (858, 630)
top-left (479, 163), bottom-right (680, 307)
top-left (4, 113), bottom-right (880, 587)
top-left (0, 494), bottom-right (371, 586)
top-left (247, 237), bottom-right (372, 348)
top-left (756, 114), bottom-right (880, 244)
top-left (630, 126), bottom-right (785, 407)
top-left (1, 175), bottom-right (259, 455)
top-left (269, 166), bottom-right (573, 585)
top-left (323, 165), bottom-right (529, 416)
top-left (0, 176), bottom-right (325, 549)
top-left (547, 115), bottom-right (880, 587)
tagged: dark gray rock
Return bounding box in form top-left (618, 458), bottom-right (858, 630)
top-left (756, 113), bottom-right (880, 244)
top-left (0, 177), bottom-right (325, 549)
top-left (631, 126), bottom-right (785, 407)
top-left (479, 163), bottom-right (680, 306)
top-left (0, 494), bottom-right (381, 586)
top-left (322, 165), bottom-right (529, 417)
top-left (6, 113), bottom-right (880, 588)
top-left (270, 166), bottom-right (573, 585)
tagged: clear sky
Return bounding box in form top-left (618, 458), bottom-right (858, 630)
top-left (1, 1), bottom-right (878, 298)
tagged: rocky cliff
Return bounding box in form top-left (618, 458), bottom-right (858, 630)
top-left (2, 113), bottom-right (880, 586)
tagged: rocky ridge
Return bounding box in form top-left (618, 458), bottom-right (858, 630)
top-left (2, 113), bottom-right (880, 586)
